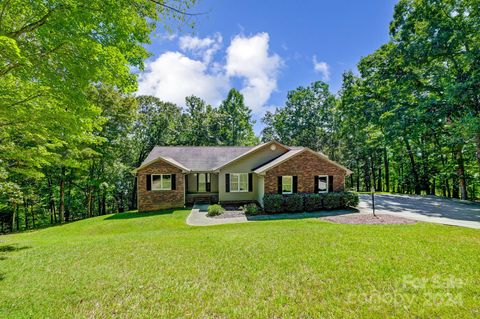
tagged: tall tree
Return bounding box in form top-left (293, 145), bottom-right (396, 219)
top-left (261, 81), bottom-right (337, 155)
top-left (218, 89), bottom-right (257, 146)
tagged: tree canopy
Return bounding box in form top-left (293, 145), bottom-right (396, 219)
top-left (1, 0), bottom-right (479, 233)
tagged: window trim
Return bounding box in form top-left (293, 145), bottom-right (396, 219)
top-left (229, 173), bottom-right (249, 193)
top-left (151, 174), bottom-right (172, 191)
top-left (318, 175), bottom-right (328, 193)
top-left (282, 175), bottom-right (293, 194)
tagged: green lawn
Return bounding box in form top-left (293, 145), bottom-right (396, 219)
top-left (1, 210), bottom-right (479, 318)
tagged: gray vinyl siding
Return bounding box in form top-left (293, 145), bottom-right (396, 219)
top-left (257, 175), bottom-right (265, 206)
top-left (218, 145), bottom-right (287, 202)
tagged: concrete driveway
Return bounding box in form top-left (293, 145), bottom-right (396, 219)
top-left (359, 194), bottom-right (480, 229)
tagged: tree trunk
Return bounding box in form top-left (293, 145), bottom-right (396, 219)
top-left (455, 145), bottom-right (467, 200)
top-left (23, 198), bottom-right (28, 230)
top-left (384, 148), bottom-right (390, 192)
top-left (11, 203), bottom-right (17, 231)
top-left (47, 177), bottom-right (56, 223)
top-left (59, 167), bottom-right (65, 223)
top-left (476, 131), bottom-right (480, 171)
top-left (356, 161), bottom-right (360, 192)
top-left (101, 191), bottom-right (106, 215)
top-left (97, 191), bottom-right (101, 216)
top-left (87, 188), bottom-right (93, 218)
top-left (31, 205), bottom-right (35, 228)
top-left (130, 176), bottom-right (137, 210)
top-left (119, 194), bottom-right (125, 213)
top-left (377, 166), bottom-right (382, 192)
top-left (405, 139), bottom-right (421, 195)
top-left (15, 204), bottom-right (19, 231)
top-left (65, 182), bottom-right (71, 222)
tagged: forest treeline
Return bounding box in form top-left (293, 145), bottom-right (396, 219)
top-left (263, 0), bottom-right (479, 199)
top-left (1, 0), bottom-right (479, 232)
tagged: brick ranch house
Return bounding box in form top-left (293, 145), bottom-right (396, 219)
top-left (132, 141), bottom-right (352, 212)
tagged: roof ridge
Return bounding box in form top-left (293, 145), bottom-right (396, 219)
top-left (153, 145), bottom-right (255, 148)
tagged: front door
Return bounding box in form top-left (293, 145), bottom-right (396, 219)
top-left (197, 173), bottom-right (211, 192)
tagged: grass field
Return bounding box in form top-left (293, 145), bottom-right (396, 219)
top-left (1, 209), bottom-right (479, 318)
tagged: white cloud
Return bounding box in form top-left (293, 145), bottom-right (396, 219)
top-left (178, 33), bottom-right (222, 63)
top-left (313, 55), bottom-right (330, 81)
top-left (137, 52), bottom-right (228, 107)
top-left (137, 32), bottom-right (282, 116)
top-left (226, 33), bottom-right (282, 114)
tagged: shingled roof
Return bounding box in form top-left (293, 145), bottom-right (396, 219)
top-left (139, 146), bottom-right (255, 171)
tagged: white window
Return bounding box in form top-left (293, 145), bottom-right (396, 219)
top-left (152, 174), bottom-right (172, 190)
top-left (230, 173), bottom-right (248, 192)
top-left (282, 176), bottom-right (293, 194)
top-left (318, 175), bottom-right (328, 193)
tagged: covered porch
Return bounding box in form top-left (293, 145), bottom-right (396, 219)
top-left (185, 172), bottom-right (219, 204)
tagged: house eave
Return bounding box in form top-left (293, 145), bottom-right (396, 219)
top-left (131, 157), bottom-right (191, 174)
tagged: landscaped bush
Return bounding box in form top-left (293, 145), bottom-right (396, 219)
top-left (303, 194), bottom-right (324, 211)
top-left (242, 203), bottom-right (261, 215)
top-left (207, 204), bottom-right (224, 217)
top-left (283, 193), bottom-right (303, 212)
top-left (263, 194), bottom-right (282, 213)
top-left (322, 192), bottom-right (342, 209)
top-left (343, 191), bottom-right (359, 207)
top-left (263, 191), bottom-right (359, 213)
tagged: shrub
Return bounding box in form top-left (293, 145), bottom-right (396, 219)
top-left (322, 193), bottom-right (342, 210)
top-left (303, 194), bottom-right (324, 211)
top-left (263, 191), bottom-right (359, 213)
top-left (263, 194), bottom-right (282, 213)
top-left (207, 204), bottom-right (224, 217)
top-left (242, 203), bottom-right (261, 215)
top-left (283, 193), bottom-right (303, 212)
top-left (343, 191), bottom-right (359, 207)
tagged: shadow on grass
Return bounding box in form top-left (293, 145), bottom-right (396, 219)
top-left (246, 208), bottom-right (359, 221)
top-left (0, 272), bottom-right (5, 281)
top-left (104, 209), bottom-right (177, 220)
top-left (0, 244), bottom-right (31, 253)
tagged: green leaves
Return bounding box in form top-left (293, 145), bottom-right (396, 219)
top-left (261, 81), bottom-right (336, 155)
top-left (218, 88), bottom-right (257, 146)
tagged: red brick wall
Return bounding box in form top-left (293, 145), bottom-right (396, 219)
top-left (137, 160), bottom-right (184, 212)
top-left (264, 151), bottom-right (346, 193)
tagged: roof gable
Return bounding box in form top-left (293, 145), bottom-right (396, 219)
top-left (253, 148), bottom-right (353, 175)
top-left (212, 141), bottom-right (290, 171)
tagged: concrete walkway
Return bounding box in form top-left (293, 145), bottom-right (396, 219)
top-left (359, 194), bottom-right (480, 229)
top-left (186, 204), bottom-right (357, 226)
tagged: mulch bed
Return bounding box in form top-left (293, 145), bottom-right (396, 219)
top-left (322, 213), bottom-right (416, 225)
top-left (210, 211), bottom-right (246, 219)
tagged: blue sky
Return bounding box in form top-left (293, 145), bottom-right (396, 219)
top-left (138, 0), bottom-right (397, 133)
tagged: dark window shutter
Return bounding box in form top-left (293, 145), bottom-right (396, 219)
top-left (196, 173), bottom-right (199, 192)
top-left (277, 176), bottom-right (282, 194)
top-left (293, 176), bottom-right (298, 193)
top-left (225, 174), bottom-right (230, 192)
top-left (171, 174), bottom-right (176, 190)
top-left (314, 176), bottom-right (319, 193)
top-left (328, 175), bottom-right (334, 192)
top-left (248, 173), bottom-right (253, 192)
top-left (146, 174), bottom-right (151, 191)
top-left (185, 174), bottom-right (188, 191)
